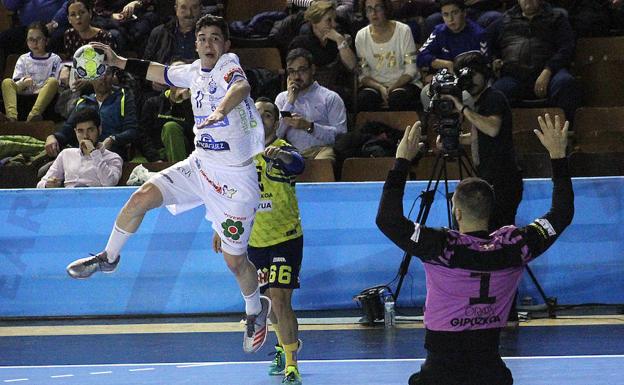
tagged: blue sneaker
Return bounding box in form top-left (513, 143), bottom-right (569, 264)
top-left (66, 252), bottom-right (119, 279)
top-left (282, 365), bottom-right (302, 385)
top-left (268, 345), bottom-right (285, 375)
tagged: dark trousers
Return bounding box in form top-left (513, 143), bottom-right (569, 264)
top-left (409, 350), bottom-right (513, 385)
top-left (492, 69), bottom-right (582, 125)
top-left (357, 83), bottom-right (421, 112)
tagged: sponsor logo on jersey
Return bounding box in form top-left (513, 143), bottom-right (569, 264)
top-left (196, 133), bottom-right (230, 151)
top-left (194, 90), bottom-right (204, 108)
top-left (221, 218), bottom-right (244, 240)
top-left (176, 166), bottom-right (191, 178)
top-left (194, 115), bottom-right (229, 128)
top-left (224, 67), bottom-right (245, 84)
top-left (257, 267), bottom-right (269, 286)
top-left (272, 257), bottom-right (287, 263)
top-left (257, 200), bottom-right (273, 212)
top-left (208, 78), bottom-right (217, 94)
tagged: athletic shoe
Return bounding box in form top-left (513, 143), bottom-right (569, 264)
top-left (243, 295), bottom-right (271, 353)
top-left (282, 365), bottom-right (302, 385)
top-left (66, 252), bottom-right (119, 279)
top-left (269, 339), bottom-right (303, 375)
top-left (268, 345), bottom-right (285, 375)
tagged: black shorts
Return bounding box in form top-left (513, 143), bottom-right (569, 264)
top-left (248, 236), bottom-right (303, 292)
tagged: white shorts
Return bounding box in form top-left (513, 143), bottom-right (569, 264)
top-left (148, 154), bottom-right (259, 255)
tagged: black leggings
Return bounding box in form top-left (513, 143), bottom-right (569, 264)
top-left (357, 83), bottom-right (421, 111)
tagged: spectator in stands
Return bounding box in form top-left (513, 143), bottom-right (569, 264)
top-left (91, 0), bottom-right (159, 54)
top-left (138, 60), bottom-right (194, 162)
top-left (289, 0), bottom-right (355, 21)
top-left (423, 0), bottom-right (503, 40)
top-left (0, 0), bottom-right (69, 74)
top-left (54, 0), bottom-right (117, 118)
top-left (1, 22), bottom-right (62, 122)
top-left (142, 0), bottom-right (201, 64)
top-left (418, 0), bottom-right (489, 109)
top-left (275, 48), bottom-right (347, 162)
top-left (37, 107), bottom-right (122, 188)
top-left (355, 0), bottom-right (421, 111)
top-left (45, 67), bottom-right (138, 161)
top-left (489, 0), bottom-right (582, 123)
top-left (289, 1), bottom-right (357, 104)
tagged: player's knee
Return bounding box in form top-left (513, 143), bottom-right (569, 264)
top-left (223, 253), bottom-right (247, 275)
top-left (269, 289), bottom-right (292, 314)
top-left (125, 183), bottom-right (162, 215)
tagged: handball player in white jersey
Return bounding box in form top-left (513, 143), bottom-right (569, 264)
top-left (66, 14), bottom-right (271, 354)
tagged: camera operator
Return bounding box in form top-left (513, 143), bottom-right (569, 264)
top-left (376, 114), bottom-right (574, 385)
top-left (439, 51), bottom-right (522, 231)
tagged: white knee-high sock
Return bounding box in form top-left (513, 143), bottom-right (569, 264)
top-left (104, 223), bottom-right (133, 262)
top-left (243, 286), bottom-right (261, 316)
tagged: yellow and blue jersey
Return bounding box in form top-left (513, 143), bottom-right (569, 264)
top-left (250, 138), bottom-right (305, 247)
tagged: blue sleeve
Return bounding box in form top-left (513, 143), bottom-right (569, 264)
top-left (478, 28), bottom-right (490, 60)
top-left (114, 89), bottom-right (139, 145)
top-left (485, 17), bottom-right (502, 58)
top-left (279, 147), bottom-right (305, 175)
top-left (2, 1), bottom-right (23, 11)
top-left (53, 1), bottom-right (69, 23)
top-left (417, 28), bottom-right (441, 69)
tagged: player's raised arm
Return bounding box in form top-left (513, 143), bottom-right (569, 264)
top-left (90, 42), bottom-right (167, 85)
top-left (523, 113), bottom-right (574, 260)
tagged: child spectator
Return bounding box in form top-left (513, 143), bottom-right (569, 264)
top-left (1, 22), bottom-right (62, 122)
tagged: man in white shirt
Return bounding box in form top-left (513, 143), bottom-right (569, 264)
top-left (65, 14), bottom-right (271, 355)
top-left (37, 108), bottom-right (122, 188)
top-left (275, 48), bottom-right (347, 162)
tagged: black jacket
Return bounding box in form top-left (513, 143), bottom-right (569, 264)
top-left (139, 91), bottom-right (194, 162)
top-left (143, 17), bottom-right (197, 64)
top-left (489, 2), bottom-right (575, 81)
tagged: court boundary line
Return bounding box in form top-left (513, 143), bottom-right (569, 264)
top-left (1, 354), bottom-right (623, 369)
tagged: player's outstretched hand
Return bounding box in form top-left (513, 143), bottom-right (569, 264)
top-left (535, 113), bottom-right (568, 159)
top-left (198, 110), bottom-right (225, 129)
top-left (396, 121), bottom-right (424, 161)
top-left (89, 42), bottom-right (124, 68)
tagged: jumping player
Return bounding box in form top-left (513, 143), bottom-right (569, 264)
top-left (65, 14), bottom-right (271, 354)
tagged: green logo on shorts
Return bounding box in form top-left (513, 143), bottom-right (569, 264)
top-left (222, 219), bottom-right (245, 240)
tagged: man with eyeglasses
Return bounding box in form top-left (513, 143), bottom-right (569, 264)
top-left (275, 48), bottom-right (347, 162)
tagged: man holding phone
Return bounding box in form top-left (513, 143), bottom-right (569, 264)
top-left (37, 107), bottom-right (122, 188)
top-left (275, 48), bottom-right (347, 162)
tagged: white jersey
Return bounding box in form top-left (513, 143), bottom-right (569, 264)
top-left (13, 52), bottom-right (62, 95)
top-left (164, 54), bottom-right (264, 166)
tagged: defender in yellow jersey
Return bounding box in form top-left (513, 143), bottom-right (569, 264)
top-left (213, 97), bottom-right (304, 385)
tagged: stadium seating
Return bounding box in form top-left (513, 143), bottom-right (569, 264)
top-left (297, 158), bottom-right (335, 182)
top-left (574, 37), bottom-right (624, 106)
top-left (340, 157), bottom-right (396, 182)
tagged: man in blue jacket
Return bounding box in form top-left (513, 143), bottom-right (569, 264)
top-left (418, 0), bottom-right (489, 109)
top-left (44, 68), bottom-right (138, 160)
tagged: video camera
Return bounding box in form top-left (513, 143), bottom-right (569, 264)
top-left (428, 67), bottom-right (474, 152)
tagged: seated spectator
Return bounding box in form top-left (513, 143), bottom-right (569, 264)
top-left (143, 0), bottom-right (201, 64)
top-left (45, 67), bottom-right (138, 161)
top-left (275, 48), bottom-right (347, 162)
top-left (0, 0), bottom-right (69, 74)
top-left (355, 0), bottom-right (421, 111)
top-left (37, 107), bottom-right (122, 188)
top-left (138, 61), bottom-right (194, 162)
top-left (423, 0), bottom-right (503, 40)
top-left (417, 0), bottom-right (488, 108)
top-left (1, 22), bottom-right (62, 122)
top-left (59, 0), bottom-right (116, 87)
top-left (289, 1), bottom-right (357, 104)
top-left (91, 0), bottom-right (159, 54)
top-left (489, 0), bottom-right (581, 123)
top-left (289, 0), bottom-right (355, 21)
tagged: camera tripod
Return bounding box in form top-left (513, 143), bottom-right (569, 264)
top-left (392, 147), bottom-right (558, 318)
